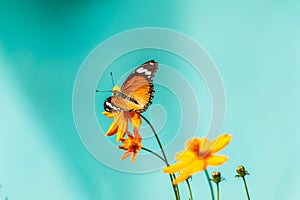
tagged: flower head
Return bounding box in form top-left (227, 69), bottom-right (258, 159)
top-left (119, 133), bottom-right (142, 162)
top-left (235, 165), bottom-right (249, 178)
top-left (163, 133), bottom-right (232, 184)
top-left (211, 171), bottom-right (223, 183)
top-left (102, 111), bottom-right (141, 141)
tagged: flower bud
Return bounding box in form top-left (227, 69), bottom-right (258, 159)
top-left (236, 165), bottom-right (249, 177)
top-left (211, 171), bottom-right (222, 183)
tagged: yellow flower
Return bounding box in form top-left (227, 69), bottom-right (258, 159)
top-left (119, 133), bottom-right (142, 162)
top-left (163, 133), bottom-right (232, 184)
top-left (102, 111), bottom-right (141, 142)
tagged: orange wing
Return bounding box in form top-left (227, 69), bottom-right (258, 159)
top-left (104, 60), bottom-right (158, 113)
top-left (122, 76), bottom-right (153, 110)
top-left (107, 95), bottom-right (145, 112)
top-left (121, 60), bottom-right (157, 112)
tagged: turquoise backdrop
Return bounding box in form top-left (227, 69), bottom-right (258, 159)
top-left (1, 1), bottom-right (299, 199)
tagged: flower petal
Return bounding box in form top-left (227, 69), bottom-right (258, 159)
top-left (116, 127), bottom-right (126, 142)
top-left (114, 112), bottom-right (124, 125)
top-left (185, 138), bottom-right (201, 153)
top-left (175, 150), bottom-right (196, 161)
top-left (131, 153), bottom-right (138, 162)
top-left (121, 151), bottom-right (131, 160)
top-left (102, 111), bottom-right (115, 118)
top-left (163, 160), bottom-right (191, 174)
top-left (116, 116), bottom-right (128, 141)
top-left (105, 121), bottom-right (118, 136)
top-left (133, 127), bottom-right (141, 138)
top-left (211, 134), bottom-right (232, 153)
top-left (190, 159), bottom-right (206, 174)
top-left (199, 137), bottom-right (216, 154)
top-left (172, 167), bottom-right (193, 185)
top-left (206, 155), bottom-right (228, 166)
top-left (129, 112), bottom-right (141, 128)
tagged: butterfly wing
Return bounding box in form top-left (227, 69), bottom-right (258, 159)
top-left (121, 60), bottom-right (158, 112)
top-left (104, 60), bottom-right (158, 113)
top-left (104, 96), bottom-right (145, 112)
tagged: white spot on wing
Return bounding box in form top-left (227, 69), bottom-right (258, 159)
top-left (106, 101), bottom-right (118, 111)
top-left (149, 62), bottom-right (154, 65)
top-left (137, 67), bottom-right (153, 75)
top-left (136, 67), bottom-right (145, 73)
top-left (145, 71), bottom-right (151, 75)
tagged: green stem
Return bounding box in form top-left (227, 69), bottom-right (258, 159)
top-left (242, 177), bottom-right (251, 200)
top-left (205, 170), bottom-right (215, 200)
top-left (186, 178), bottom-right (193, 200)
top-left (216, 183), bottom-right (220, 200)
top-left (141, 147), bottom-right (165, 162)
top-left (140, 114), bottom-right (169, 164)
top-left (140, 114), bottom-right (180, 200)
top-left (141, 147), bottom-right (179, 199)
top-left (172, 174), bottom-right (180, 200)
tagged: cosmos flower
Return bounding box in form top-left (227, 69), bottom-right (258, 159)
top-left (119, 132), bottom-right (142, 162)
top-left (163, 133), bottom-right (232, 184)
top-left (102, 111), bottom-right (141, 141)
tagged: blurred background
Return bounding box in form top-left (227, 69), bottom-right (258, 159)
top-left (1, 0), bottom-right (300, 199)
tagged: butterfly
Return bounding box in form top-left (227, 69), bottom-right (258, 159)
top-left (104, 60), bottom-right (158, 113)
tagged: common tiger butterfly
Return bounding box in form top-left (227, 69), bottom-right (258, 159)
top-left (104, 60), bottom-right (158, 113)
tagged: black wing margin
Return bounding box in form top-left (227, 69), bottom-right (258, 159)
top-left (122, 60), bottom-right (158, 86)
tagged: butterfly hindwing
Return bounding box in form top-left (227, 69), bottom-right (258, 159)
top-left (104, 60), bottom-right (158, 113)
top-left (104, 97), bottom-right (121, 112)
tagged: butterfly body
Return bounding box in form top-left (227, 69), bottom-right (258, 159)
top-left (104, 60), bottom-right (158, 113)
top-left (112, 87), bottom-right (139, 105)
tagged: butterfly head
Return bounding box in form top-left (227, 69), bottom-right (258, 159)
top-left (112, 85), bottom-right (121, 95)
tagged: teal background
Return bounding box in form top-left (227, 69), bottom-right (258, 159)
top-left (1, 0), bottom-right (299, 199)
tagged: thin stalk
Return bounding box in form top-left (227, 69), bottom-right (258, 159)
top-left (205, 170), bottom-right (215, 200)
top-left (140, 114), bottom-right (169, 164)
top-left (141, 147), bottom-right (179, 199)
top-left (141, 147), bottom-right (165, 163)
top-left (242, 177), bottom-right (251, 200)
top-left (172, 174), bottom-right (180, 200)
top-left (186, 178), bottom-right (193, 200)
top-left (216, 183), bottom-right (220, 200)
top-left (140, 114), bottom-right (180, 200)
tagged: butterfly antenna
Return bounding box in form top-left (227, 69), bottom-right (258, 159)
top-left (110, 72), bottom-right (115, 87)
top-left (95, 90), bottom-right (111, 93)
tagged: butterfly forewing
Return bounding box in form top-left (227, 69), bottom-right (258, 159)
top-left (122, 60), bottom-right (158, 84)
top-left (104, 60), bottom-right (158, 113)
